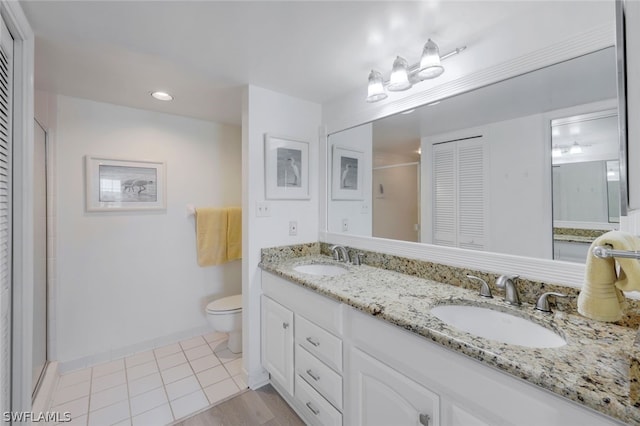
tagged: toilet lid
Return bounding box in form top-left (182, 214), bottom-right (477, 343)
top-left (206, 294), bottom-right (242, 313)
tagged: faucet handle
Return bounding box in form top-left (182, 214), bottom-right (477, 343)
top-left (350, 252), bottom-right (365, 266)
top-left (466, 275), bottom-right (492, 298)
top-left (535, 292), bottom-right (568, 313)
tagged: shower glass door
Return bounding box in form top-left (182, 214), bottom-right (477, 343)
top-left (32, 119), bottom-right (47, 395)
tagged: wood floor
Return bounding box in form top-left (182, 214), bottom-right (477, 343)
top-left (174, 384), bottom-right (304, 426)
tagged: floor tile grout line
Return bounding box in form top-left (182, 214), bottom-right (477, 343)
top-left (172, 339), bottom-right (242, 423)
top-left (85, 367), bottom-right (93, 426)
top-left (154, 342), bottom-right (177, 423)
top-left (122, 355), bottom-right (133, 426)
top-left (51, 334), bottom-right (239, 426)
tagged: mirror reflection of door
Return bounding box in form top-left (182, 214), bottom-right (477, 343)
top-left (371, 120), bottom-right (421, 242)
top-left (372, 163), bottom-right (420, 242)
top-left (551, 111), bottom-right (619, 263)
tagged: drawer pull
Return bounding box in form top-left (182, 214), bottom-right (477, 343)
top-left (419, 414), bottom-right (430, 426)
top-left (306, 401), bottom-right (320, 415)
top-left (306, 369), bottom-right (320, 381)
top-left (282, 322), bottom-right (289, 329)
top-left (306, 337), bottom-right (320, 347)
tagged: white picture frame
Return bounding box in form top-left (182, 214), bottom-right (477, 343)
top-left (264, 134), bottom-right (310, 200)
top-left (332, 145), bottom-right (364, 200)
top-left (85, 156), bottom-right (167, 212)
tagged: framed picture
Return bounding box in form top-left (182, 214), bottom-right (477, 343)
top-left (264, 134), bottom-right (310, 199)
top-left (85, 156), bottom-right (166, 212)
top-left (332, 145), bottom-right (364, 200)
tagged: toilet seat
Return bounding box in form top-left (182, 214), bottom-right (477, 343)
top-left (206, 294), bottom-right (242, 314)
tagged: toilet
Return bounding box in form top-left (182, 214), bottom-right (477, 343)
top-left (206, 294), bottom-right (243, 354)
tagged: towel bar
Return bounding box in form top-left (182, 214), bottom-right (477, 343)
top-left (592, 245), bottom-right (640, 260)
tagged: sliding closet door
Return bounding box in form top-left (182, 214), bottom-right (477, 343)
top-left (0, 15), bottom-right (13, 421)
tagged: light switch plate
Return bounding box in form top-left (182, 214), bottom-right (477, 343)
top-left (289, 221), bottom-right (298, 236)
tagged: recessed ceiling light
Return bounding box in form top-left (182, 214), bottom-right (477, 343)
top-left (151, 91), bottom-right (173, 101)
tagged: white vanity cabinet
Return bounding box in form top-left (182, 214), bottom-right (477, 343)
top-left (262, 272), bottom-right (344, 425)
top-left (261, 295), bottom-right (294, 394)
top-left (349, 347), bottom-right (440, 426)
top-left (345, 307), bottom-right (622, 426)
top-left (262, 271), bottom-right (623, 426)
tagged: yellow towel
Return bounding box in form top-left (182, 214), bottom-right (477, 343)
top-left (196, 207), bottom-right (228, 267)
top-left (227, 207), bottom-right (242, 261)
top-left (577, 230), bottom-right (640, 322)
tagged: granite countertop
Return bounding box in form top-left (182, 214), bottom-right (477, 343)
top-left (260, 255), bottom-right (639, 425)
top-left (553, 234), bottom-right (597, 244)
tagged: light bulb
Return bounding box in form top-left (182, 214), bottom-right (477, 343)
top-left (418, 39), bottom-right (444, 80)
top-left (151, 91), bottom-right (174, 101)
top-left (366, 70), bottom-right (387, 103)
top-left (388, 56), bottom-right (412, 91)
top-left (569, 142), bottom-right (582, 154)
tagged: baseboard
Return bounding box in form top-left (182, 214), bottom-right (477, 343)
top-left (32, 361), bottom-right (58, 413)
top-left (58, 325), bottom-right (212, 373)
top-left (248, 368), bottom-right (270, 390)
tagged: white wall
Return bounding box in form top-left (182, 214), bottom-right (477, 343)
top-left (52, 95), bottom-right (242, 367)
top-left (327, 123), bottom-right (372, 236)
top-left (372, 164), bottom-right (419, 242)
top-left (242, 85), bottom-right (321, 387)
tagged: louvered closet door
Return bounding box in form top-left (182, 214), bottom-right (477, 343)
top-left (432, 137), bottom-right (486, 250)
top-left (432, 144), bottom-right (456, 247)
top-left (456, 139), bottom-right (485, 250)
top-left (0, 15), bottom-right (12, 421)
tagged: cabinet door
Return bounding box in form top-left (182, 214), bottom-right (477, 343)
top-left (261, 295), bottom-right (294, 395)
top-left (349, 348), bottom-right (440, 426)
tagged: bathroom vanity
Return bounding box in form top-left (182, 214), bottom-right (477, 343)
top-left (260, 250), bottom-right (637, 426)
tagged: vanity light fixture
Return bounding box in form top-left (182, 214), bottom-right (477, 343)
top-left (366, 40), bottom-right (466, 103)
top-left (552, 141), bottom-right (588, 157)
top-left (569, 141), bottom-right (583, 154)
top-left (151, 91), bottom-right (174, 101)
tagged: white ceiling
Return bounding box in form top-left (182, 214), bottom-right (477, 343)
top-left (20, 0), bottom-right (541, 126)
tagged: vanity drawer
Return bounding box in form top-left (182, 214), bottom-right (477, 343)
top-left (296, 315), bottom-right (342, 372)
top-left (296, 345), bottom-right (343, 410)
top-left (295, 374), bottom-right (343, 426)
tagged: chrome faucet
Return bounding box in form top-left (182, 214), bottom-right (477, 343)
top-left (496, 274), bottom-right (520, 305)
top-left (466, 275), bottom-right (492, 298)
top-left (329, 245), bottom-right (349, 263)
top-left (535, 292), bottom-right (568, 313)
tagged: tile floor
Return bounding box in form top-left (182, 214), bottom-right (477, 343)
top-left (49, 332), bottom-right (247, 426)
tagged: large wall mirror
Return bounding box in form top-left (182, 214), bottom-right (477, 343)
top-left (327, 46), bottom-right (621, 265)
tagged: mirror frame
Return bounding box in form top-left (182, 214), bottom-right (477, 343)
top-left (319, 20), bottom-right (625, 289)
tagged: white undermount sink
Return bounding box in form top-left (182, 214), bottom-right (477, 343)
top-left (293, 263), bottom-right (349, 277)
top-left (430, 304), bottom-right (566, 348)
